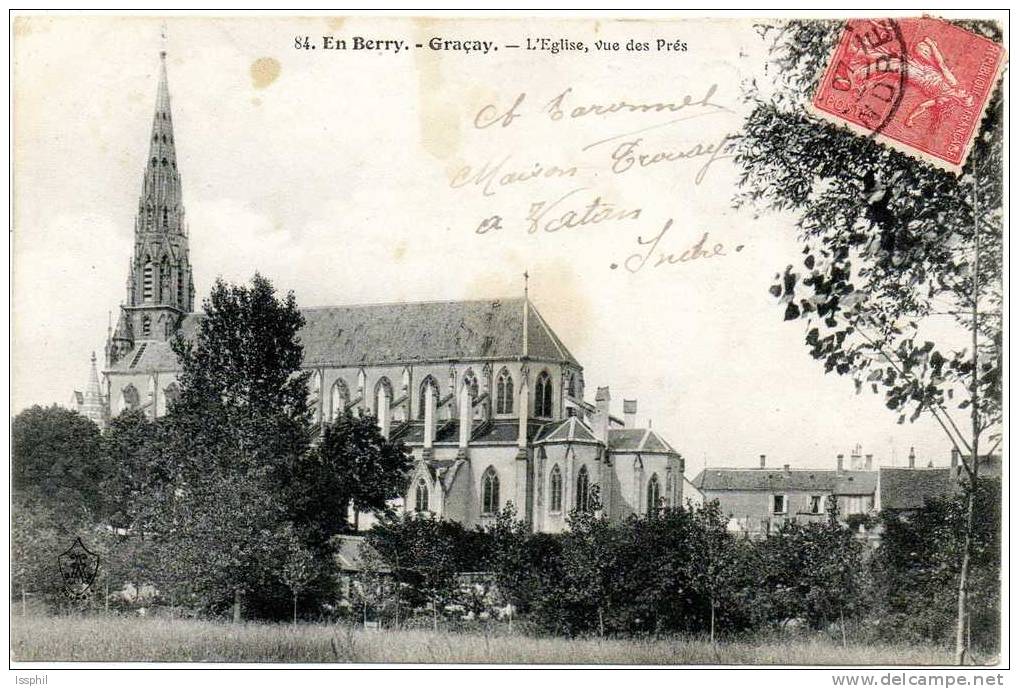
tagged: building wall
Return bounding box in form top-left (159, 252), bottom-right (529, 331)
top-left (838, 494), bottom-right (874, 516)
top-left (703, 489), bottom-right (833, 524)
top-left (533, 443), bottom-right (603, 534)
top-left (106, 352), bottom-right (680, 536)
top-left (608, 452), bottom-right (684, 518)
top-left (304, 360), bottom-right (576, 427)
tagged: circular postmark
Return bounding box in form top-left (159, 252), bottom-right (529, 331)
top-left (814, 18), bottom-right (908, 139)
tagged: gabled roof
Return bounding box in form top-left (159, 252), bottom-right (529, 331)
top-left (878, 467), bottom-right (953, 511)
top-left (693, 468), bottom-right (876, 494)
top-left (334, 535), bottom-right (388, 573)
top-left (108, 298), bottom-right (580, 373)
top-left (607, 428), bottom-right (677, 454)
top-left (535, 416), bottom-right (601, 445)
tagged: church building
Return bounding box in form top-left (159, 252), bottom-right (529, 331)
top-left (87, 53), bottom-right (686, 533)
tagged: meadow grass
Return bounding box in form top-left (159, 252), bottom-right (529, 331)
top-left (11, 614), bottom-right (956, 665)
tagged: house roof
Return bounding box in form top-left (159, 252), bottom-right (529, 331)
top-left (394, 419), bottom-right (542, 445)
top-left (334, 535), bottom-right (388, 572)
top-left (878, 467), bottom-right (953, 511)
top-left (607, 428), bottom-right (677, 454)
top-left (535, 416), bottom-right (601, 445)
top-left (692, 468), bottom-right (876, 494)
top-left (108, 297), bottom-right (580, 373)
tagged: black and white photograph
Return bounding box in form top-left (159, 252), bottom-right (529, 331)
top-left (8, 10), bottom-right (1008, 677)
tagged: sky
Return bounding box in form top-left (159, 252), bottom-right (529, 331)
top-left (12, 15), bottom-right (961, 473)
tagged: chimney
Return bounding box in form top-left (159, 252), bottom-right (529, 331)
top-left (836, 454), bottom-right (844, 474)
top-left (783, 463), bottom-right (790, 474)
top-left (865, 454), bottom-right (873, 470)
top-left (850, 443), bottom-right (863, 470)
top-left (595, 386), bottom-right (611, 414)
top-left (908, 446), bottom-right (916, 469)
top-left (623, 399), bottom-right (637, 428)
top-left (759, 454), bottom-right (766, 468)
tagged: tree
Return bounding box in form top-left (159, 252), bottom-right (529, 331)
top-left (366, 513), bottom-right (489, 628)
top-left (684, 502), bottom-right (756, 643)
top-left (10, 497), bottom-right (66, 609)
top-left (554, 509), bottom-right (621, 637)
top-left (149, 273), bottom-right (328, 619)
top-left (486, 504), bottom-right (560, 624)
top-left (735, 19), bottom-right (1002, 663)
top-left (871, 478), bottom-right (1000, 652)
top-left (100, 409), bottom-right (168, 532)
top-left (755, 506), bottom-right (869, 642)
top-left (315, 410), bottom-right (414, 531)
top-left (281, 529), bottom-right (316, 625)
top-left (12, 405), bottom-right (105, 523)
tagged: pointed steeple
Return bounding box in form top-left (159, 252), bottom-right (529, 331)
top-left (110, 49), bottom-right (194, 363)
top-left (138, 51), bottom-right (184, 236)
top-left (79, 352), bottom-right (107, 428)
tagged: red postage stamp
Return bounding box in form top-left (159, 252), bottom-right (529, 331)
top-left (811, 18), bottom-right (1005, 173)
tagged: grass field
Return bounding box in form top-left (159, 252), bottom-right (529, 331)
top-left (9, 614), bottom-right (961, 664)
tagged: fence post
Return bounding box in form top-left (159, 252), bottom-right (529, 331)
top-left (21, 589), bottom-right (26, 617)
top-left (233, 589), bottom-right (242, 623)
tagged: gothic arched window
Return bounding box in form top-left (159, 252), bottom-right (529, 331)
top-left (120, 385), bottom-right (140, 413)
top-left (566, 372), bottom-right (577, 399)
top-left (462, 370), bottom-right (478, 401)
top-left (330, 379), bottom-right (349, 421)
top-left (647, 474), bottom-right (661, 514)
top-left (159, 256), bottom-right (171, 302)
top-left (418, 376), bottom-right (440, 420)
top-left (462, 369), bottom-right (480, 420)
top-left (549, 464), bottom-right (563, 513)
top-left (495, 368), bottom-right (514, 415)
top-left (482, 467), bottom-right (500, 516)
top-left (142, 259), bottom-right (155, 303)
top-left (176, 264), bottom-right (186, 306)
top-left (415, 479), bottom-right (429, 513)
top-left (164, 382), bottom-right (180, 407)
top-left (534, 371), bottom-right (553, 418)
top-left (576, 465), bottom-right (591, 513)
top-left (374, 377), bottom-right (393, 410)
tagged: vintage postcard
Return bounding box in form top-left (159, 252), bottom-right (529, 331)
top-left (9, 11), bottom-right (1007, 677)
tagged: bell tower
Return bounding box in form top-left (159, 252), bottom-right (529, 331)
top-left (108, 51), bottom-right (193, 366)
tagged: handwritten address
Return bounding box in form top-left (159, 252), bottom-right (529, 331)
top-left (448, 84), bottom-right (746, 272)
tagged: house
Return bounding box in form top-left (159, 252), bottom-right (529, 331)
top-left (693, 451), bottom-right (878, 537)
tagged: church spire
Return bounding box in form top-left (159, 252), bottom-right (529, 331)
top-left (78, 352), bottom-right (107, 428)
top-left (109, 49), bottom-right (194, 365)
top-left (138, 50), bottom-right (183, 234)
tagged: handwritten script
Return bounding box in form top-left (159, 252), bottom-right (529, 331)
top-left (447, 83), bottom-right (747, 273)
